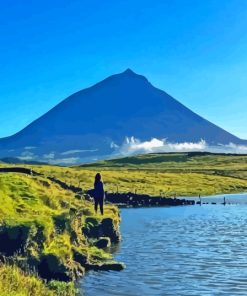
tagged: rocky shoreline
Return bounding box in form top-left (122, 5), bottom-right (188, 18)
top-left (105, 192), bottom-right (195, 207)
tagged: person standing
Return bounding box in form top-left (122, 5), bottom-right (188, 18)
top-left (94, 173), bottom-right (105, 215)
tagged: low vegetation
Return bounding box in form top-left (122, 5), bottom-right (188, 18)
top-left (0, 172), bottom-right (121, 295)
top-left (17, 152), bottom-right (247, 197)
top-left (0, 263), bottom-right (76, 296)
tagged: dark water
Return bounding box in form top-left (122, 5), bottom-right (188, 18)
top-left (80, 193), bottom-right (247, 296)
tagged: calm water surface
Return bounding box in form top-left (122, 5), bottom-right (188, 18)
top-left (80, 193), bottom-right (247, 296)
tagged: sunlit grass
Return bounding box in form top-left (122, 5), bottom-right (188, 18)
top-left (0, 171), bottom-right (120, 296)
top-left (19, 153), bottom-right (247, 197)
top-left (0, 263), bottom-right (76, 296)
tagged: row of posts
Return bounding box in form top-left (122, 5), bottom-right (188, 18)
top-left (199, 194), bottom-right (226, 206)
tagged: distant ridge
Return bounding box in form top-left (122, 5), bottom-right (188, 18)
top-left (0, 69), bottom-right (246, 164)
top-left (0, 157), bottom-right (48, 165)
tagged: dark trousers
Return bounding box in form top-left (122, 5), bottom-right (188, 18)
top-left (94, 196), bottom-right (104, 215)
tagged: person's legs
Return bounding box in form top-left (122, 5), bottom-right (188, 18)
top-left (99, 197), bottom-right (104, 215)
top-left (94, 197), bottom-right (99, 213)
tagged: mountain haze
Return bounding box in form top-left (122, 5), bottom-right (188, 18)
top-left (0, 69), bottom-right (246, 164)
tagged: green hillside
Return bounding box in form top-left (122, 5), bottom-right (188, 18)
top-left (76, 152), bottom-right (247, 196)
top-left (13, 152), bottom-right (247, 197)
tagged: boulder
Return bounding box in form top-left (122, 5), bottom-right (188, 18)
top-left (73, 249), bottom-right (88, 266)
top-left (83, 217), bottom-right (121, 243)
top-left (38, 253), bottom-right (84, 281)
top-left (94, 237), bottom-right (111, 249)
top-left (38, 254), bottom-right (71, 281)
top-left (101, 218), bottom-right (121, 243)
top-left (0, 224), bottom-right (31, 256)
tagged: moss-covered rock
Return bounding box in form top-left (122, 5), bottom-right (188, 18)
top-left (72, 248), bottom-right (89, 266)
top-left (38, 254), bottom-right (70, 281)
top-left (82, 217), bottom-right (121, 243)
top-left (101, 218), bottom-right (121, 243)
top-left (38, 253), bottom-right (84, 281)
top-left (0, 224), bottom-right (32, 256)
top-left (94, 237), bottom-right (111, 249)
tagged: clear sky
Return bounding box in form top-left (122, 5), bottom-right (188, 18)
top-left (0, 0), bottom-right (247, 139)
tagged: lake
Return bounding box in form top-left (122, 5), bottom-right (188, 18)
top-left (80, 193), bottom-right (247, 295)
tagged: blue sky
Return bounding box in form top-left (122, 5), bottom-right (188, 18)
top-left (0, 0), bottom-right (247, 139)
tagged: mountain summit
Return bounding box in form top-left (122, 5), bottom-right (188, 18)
top-left (0, 69), bottom-right (246, 164)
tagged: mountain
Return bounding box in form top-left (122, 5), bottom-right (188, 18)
top-left (0, 69), bottom-right (246, 164)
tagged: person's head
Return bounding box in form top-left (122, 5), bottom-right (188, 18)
top-left (95, 173), bottom-right (102, 184)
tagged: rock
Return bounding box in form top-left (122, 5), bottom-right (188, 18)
top-left (83, 217), bottom-right (121, 244)
top-left (94, 237), bottom-right (111, 249)
top-left (106, 192), bottom-right (195, 207)
top-left (38, 253), bottom-right (85, 282)
top-left (75, 194), bottom-right (82, 200)
top-left (38, 254), bottom-right (71, 281)
top-left (82, 217), bottom-right (101, 238)
top-left (101, 218), bottom-right (121, 243)
top-left (0, 224), bottom-right (31, 256)
top-left (101, 262), bottom-right (125, 271)
top-left (73, 249), bottom-right (88, 266)
top-left (86, 261), bottom-right (125, 271)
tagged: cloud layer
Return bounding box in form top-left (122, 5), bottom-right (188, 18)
top-left (117, 137), bottom-right (207, 155)
top-left (12, 136), bottom-right (247, 165)
top-left (115, 137), bottom-right (247, 156)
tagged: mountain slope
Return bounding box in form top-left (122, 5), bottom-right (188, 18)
top-left (0, 69), bottom-right (246, 164)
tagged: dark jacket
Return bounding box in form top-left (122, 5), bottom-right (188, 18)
top-left (94, 181), bottom-right (105, 199)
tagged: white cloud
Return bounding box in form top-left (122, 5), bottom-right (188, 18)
top-left (110, 142), bottom-right (119, 149)
top-left (165, 140), bottom-right (207, 151)
top-left (221, 143), bottom-right (247, 153)
top-left (18, 151), bottom-right (36, 161)
top-left (43, 152), bottom-right (55, 160)
top-left (61, 149), bottom-right (98, 155)
top-left (116, 136), bottom-right (247, 156)
top-left (49, 157), bottom-right (80, 165)
top-left (13, 137), bottom-right (247, 166)
top-left (118, 137), bottom-right (207, 155)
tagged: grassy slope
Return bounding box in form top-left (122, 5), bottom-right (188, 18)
top-left (0, 263), bottom-right (54, 296)
top-left (3, 152), bottom-right (244, 197)
top-left (0, 264), bottom-right (75, 296)
top-left (15, 152), bottom-right (247, 197)
top-left (0, 172), bottom-right (119, 295)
